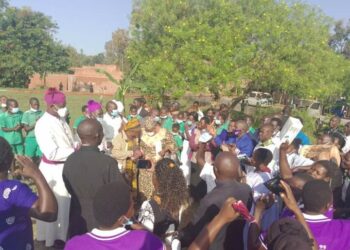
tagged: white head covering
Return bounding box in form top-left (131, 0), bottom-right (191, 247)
top-left (112, 100), bottom-right (124, 113)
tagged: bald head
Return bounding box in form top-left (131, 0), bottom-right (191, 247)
top-left (78, 119), bottom-right (104, 145)
top-left (214, 152), bottom-right (240, 180)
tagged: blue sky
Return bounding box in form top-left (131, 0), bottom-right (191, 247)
top-left (10, 0), bottom-right (350, 55)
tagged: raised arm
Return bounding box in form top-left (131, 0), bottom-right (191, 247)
top-left (16, 156), bottom-right (58, 222)
top-left (188, 197), bottom-right (239, 250)
top-left (280, 180), bottom-right (318, 250)
top-left (279, 142), bottom-right (294, 180)
top-left (196, 142), bottom-right (206, 169)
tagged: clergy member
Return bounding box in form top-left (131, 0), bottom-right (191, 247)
top-left (35, 88), bottom-right (75, 248)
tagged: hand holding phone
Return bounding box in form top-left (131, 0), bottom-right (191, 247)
top-left (264, 177), bottom-right (284, 195)
top-left (136, 159), bottom-right (152, 169)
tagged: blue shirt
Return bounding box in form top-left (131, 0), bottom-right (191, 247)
top-left (214, 130), bottom-right (236, 146)
top-left (215, 131), bottom-right (254, 157)
top-left (236, 133), bottom-right (254, 157)
top-left (296, 131), bottom-right (311, 145)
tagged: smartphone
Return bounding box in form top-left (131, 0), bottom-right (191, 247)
top-left (136, 159), bottom-right (152, 169)
top-left (231, 200), bottom-right (255, 222)
top-left (264, 177), bottom-right (284, 195)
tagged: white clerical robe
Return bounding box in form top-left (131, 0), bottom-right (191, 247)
top-left (35, 112), bottom-right (75, 247)
top-left (103, 113), bottom-right (123, 141)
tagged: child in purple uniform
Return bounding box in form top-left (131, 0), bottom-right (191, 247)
top-left (0, 137), bottom-right (57, 249)
top-left (301, 180), bottom-right (350, 250)
top-left (65, 181), bottom-right (166, 250)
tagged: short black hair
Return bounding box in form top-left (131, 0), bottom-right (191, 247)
top-left (291, 138), bottom-right (302, 151)
top-left (201, 116), bottom-right (211, 125)
top-left (315, 160), bottom-right (336, 178)
top-left (6, 98), bottom-right (17, 107)
top-left (253, 148), bottom-right (273, 165)
top-left (271, 117), bottom-right (282, 128)
top-left (302, 180), bottom-right (332, 213)
top-left (81, 105), bottom-right (88, 112)
top-left (193, 101), bottom-right (199, 105)
top-left (0, 137), bottom-right (14, 173)
top-left (267, 218), bottom-right (313, 250)
top-left (172, 123), bottom-right (180, 130)
top-left (93, 181), bottom-right (131, 228)
top-left (189, 111), bottom-right (198, 122)
top-left (330, 131), bottom-right (346, 149)
top-left (130, 105), bottom-right (138, 112)
top-left (29, 97), bottom-right (39, 104)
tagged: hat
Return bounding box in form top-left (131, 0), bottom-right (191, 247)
top-left (143, 116), bottom-right (156, 131)
top-left (113, 100), bottom-right (124, 113)
top-left (44, 88), bottom-right (66, 105)
top-left (87, 100), bottom-right (102, 113)
top-left (125, 119), bottom-right (141, 131)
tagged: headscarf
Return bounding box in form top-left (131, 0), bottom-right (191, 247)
top-left (143, 116), bottom-right (156, 131)
top-left (125, 119), bottom-right (141, 131)
top-left (44, 88), bottom-right (66, 105)
top-left (87, 100), bottom-right (102, 113)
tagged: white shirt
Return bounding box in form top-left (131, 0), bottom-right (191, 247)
top-left (199, 162), bottom-right (216, 193)
top-left (287, 152), bottom-right (314, 169)
top-left (103, 113), bottom-right (123, 141)
top-left (35, 112), bottom-right (75, 161)
top-left (343, 135), bottom-right (350, 154)
top-left (246, 172), bottom-right (272, 201)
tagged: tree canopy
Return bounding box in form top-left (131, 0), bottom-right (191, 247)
top-left (128, 0), bottom-right (350, 101)
top-left (0, 1), bottom-right (70, 87)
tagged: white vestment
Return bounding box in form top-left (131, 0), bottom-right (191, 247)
top-left (35, 112), bottom-right (75, 247)
top-left (103, 113), bottom-right (123, 141)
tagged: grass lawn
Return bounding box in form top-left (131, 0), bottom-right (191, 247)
top-left (0, 88), bottom-right (118, 125)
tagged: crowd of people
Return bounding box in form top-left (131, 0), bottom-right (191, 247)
top-left (1, 88), bottom-right (350, 250)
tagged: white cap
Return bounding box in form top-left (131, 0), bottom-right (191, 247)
top-left (112, 100), bottom-right (124, 113)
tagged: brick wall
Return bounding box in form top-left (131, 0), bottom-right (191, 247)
top-left (29, 64), bottom-right (122, 95)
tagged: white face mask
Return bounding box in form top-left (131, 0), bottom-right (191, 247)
top-left (172, 132), bottom-right (179, 136)
top-left (57, 107), bottom-right (68, 118)
top-left (176, 119), bottom-right (183, 124)
top-left (187, 121), bottom-right (193, 126)
top-left (160, 115), bottom-right (167, 119)
top-left (96, 117), bottom-right (103, 123)
top-left (111, 109), bottom-right (119, 117)
top-left (1, 103), bottom-right (6, 108)
top-left (146, 131), bottom-right (155, 137)
top-left (30, 108), bottom-right (38, 112)
top-left (154, 116), bottom-right (160, 122)
top-left (11, 107), bottom-right (19, 113)
top-left (215, 119), bottom-right (222, 125)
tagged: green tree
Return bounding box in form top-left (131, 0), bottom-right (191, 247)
top-left (329, 20), bottom-right (350, 59)
top-left (128, 0), bottom-right (346, 103)
top-left (105, 28), bottom-right (130, 72)
top-left (0, 4), bottom-right (69, 87)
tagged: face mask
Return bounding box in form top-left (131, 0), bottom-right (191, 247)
top-left (160, 115), bottom-right (167, 119)
top-left (1, 103), bottom-right (6, 108)
top-left (154, 116), bottom-right (160, 122)
top-left (30, 108), bottom-right (38, 112)
top-left (172, 132), bottom-right (179, 136)
top-left (146, 131), bottom-right (155, 137)
top-left (11, 107), bottom-right (19, 113)
top-left (111, 109), bottom-right (119, 117)
top-left (214, 119), bottom-right (222, 125)
top-left (233, 130), bottom-right (241, 136)
top-left (176, 119), bottom-right (183, 124)
top-left (130, 114), bottom-right (136, 118)
top-left (56, 107), bottom-right (68, 118)
top-left (187, 121), bottom-right (193, 126)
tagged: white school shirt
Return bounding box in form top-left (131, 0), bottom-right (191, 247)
top-left (199, 162), bottom-right (216, 193)
top-left (343, 135), bottom-right (350, 154)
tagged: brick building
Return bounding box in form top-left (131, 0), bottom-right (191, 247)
top-left (29, 64), bottom-right (122, 95)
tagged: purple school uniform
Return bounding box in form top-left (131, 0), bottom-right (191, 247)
top-left (0, 180), bottom-right (38, 250)
top-left (303, 213), bottom-right (350, 250)
top-left (65, 227), bottom-right (166, 250)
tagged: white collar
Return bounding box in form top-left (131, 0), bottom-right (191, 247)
top-left (302, 213), bottom-right (330, 221)
top-left (137, 107), bottom-right (142, 114)
top-left (91, 227), bottom-right (127, 237)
